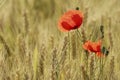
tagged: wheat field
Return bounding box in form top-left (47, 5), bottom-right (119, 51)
top-left (0, 0), bottom-right (120, 80)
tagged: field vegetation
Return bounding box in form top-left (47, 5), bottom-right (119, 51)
top-left (0, 0), bottom-right (120, 80)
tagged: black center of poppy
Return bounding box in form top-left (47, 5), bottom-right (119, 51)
top-left (72, 26), bottom-right (78, 29)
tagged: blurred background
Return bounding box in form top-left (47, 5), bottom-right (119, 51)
top-left (0, 0), bottom-right (120, 80)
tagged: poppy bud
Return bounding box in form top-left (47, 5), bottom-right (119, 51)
top-left (76, 7), bottom-right (79, 10)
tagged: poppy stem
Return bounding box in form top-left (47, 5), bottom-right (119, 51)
top-left (77, 29), bottom-right (82, 37)
top-left (68, 32), bottom-right (71, 61)
top-left (68, 32), bottom-right (72, 78)
top-left (76, 29), bottom-right (83, 43)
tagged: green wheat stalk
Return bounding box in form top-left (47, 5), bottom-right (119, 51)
top-left (33, 45), bottom-right (39, 80)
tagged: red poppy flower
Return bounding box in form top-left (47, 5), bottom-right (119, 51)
top-left (58, 10), bottom-right (83, 32)
top-left (83, 40), bottom-right (103, 57)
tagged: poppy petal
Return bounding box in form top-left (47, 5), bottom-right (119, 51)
top-left (96, 52), bottom-right (103, 57)
top-left (72, 14), bottom-right (83, 28)
top-left (61, 22), bottom-right (72, 31)
top-left (83, 40), bottom-right (102, 55)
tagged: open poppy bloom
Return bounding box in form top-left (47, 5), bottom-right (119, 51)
top-left (58, 10), bottom-right (83, 32)
top-left (83, 40), bottom-right (103, 57)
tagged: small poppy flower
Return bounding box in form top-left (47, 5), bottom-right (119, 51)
top-left (58, 10), bottom-right (83, 32)
top-left (83, 40), bottom-right (103, 57)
